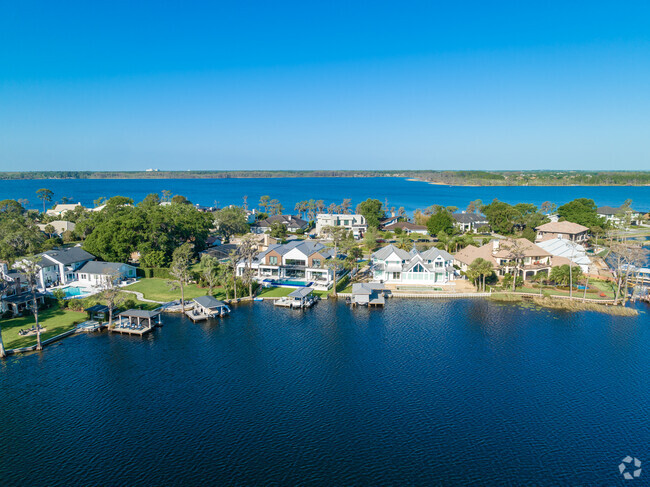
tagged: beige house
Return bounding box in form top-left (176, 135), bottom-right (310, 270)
top-left (454, 238), bottom-right (553, 280)
top-left (45, 203), bottom-right (84, 217)
top-left (37, 220), bottom-right (76, 236)
top-left (535, 221), bottom-right (589, 242)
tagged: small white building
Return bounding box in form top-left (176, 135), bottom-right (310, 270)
top-left (75, 261), bottom-right (137, 288)
top-left (316, 213), bottom-right (367, 239)
top-left (45, 203), bottom-right (84, 217)
top-left (597, 206), bottom-right (642, 227)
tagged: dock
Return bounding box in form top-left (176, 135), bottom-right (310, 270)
top-left (111, 309), bottom-right (163, 335)
top-left (186, 296), bottom-right (231, 321)
top-left (274, 287), bottom-right (317, 309)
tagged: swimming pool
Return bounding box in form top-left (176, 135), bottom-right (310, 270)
top-left (61, 286), bottom-right (90, 298)
top-left (263, 279), bottom-right (313, 287)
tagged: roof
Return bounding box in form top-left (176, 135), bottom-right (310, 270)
top-left (454, 244), bottom-right (497, 266)
top-left (118, 309), bottom-right (161, 318)
top-left (384, 222), bottom-right (427, 231)
top-left (47, 203), bottom-right (83, 213)
top-left (492, 238), bottom-right (551, 258)
top-left (597, 205), bottom-right (637, 215)
top-left (535, 221), bottom-right (589, 234)
top-left (289, 287), bottom-right (313, 298)
top-left (193, 295), bottom-right (227, 308)
top-left (1, 292), bottom-right (46, 304)
top-left (85, 304), bottom-right (110, 313)
top-left (40, 247), bottom-right (95, 266)
top-left (77, 261), bottom-right (129, 275)
top-left (254, 240), bottom-right (334, 263)
top-left (452, 213), bottom-right (488, 224)
top-left (253, 214), bottom-right (309, 229)
top-left (352, 282), bottom-right (385, 295)
top-left (371, 244), bottom-right (412, 261)
top-left (536, 238), bottom-right (591, 265)
top-left (201, 244), bottom-right (239, 260)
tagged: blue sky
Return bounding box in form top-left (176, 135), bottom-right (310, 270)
top-left (1, 1), bottom-right (650, 171)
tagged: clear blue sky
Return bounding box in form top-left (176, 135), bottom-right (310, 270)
top-left (2, 1), bottom-right (650, 171)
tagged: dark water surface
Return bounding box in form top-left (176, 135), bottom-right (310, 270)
top-left (1, 177), bottom-right (649, 213)
top-left (1, 299), bottom-right (649, 486)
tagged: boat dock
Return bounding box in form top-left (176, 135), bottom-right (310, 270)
top-left (110, 309), bottom-right (163, 335)
top-left (186, 296), bottom-right (231, 321)
top-left (274, 287), bottom-right (317, 309)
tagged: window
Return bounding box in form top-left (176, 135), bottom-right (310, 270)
top-left (413, 264), bottom-right (425, 273)
top-left (269, 256), bottom-right (278, 265)
top-left (312, 259), bottom-right (321, 267)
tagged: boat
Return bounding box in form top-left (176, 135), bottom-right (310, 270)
top-left (253, 297), bottom-right (264, 302)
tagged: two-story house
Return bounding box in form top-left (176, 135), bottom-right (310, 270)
top-left (15, 247), bottom-right (96, 290)
top-left (371, 244), bottom-right (456, 285)
top-left (535, 221), bottom-right (589, 242)
top-left (237, 240), bottom-right (338, 289)
top-left (315, 213), bottom-right (367, 239)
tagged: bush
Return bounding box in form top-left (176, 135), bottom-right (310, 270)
top-left (138, 267), bottom-right (173, 279)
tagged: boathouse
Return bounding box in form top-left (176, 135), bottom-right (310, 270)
top-left (187, 296), bottom-right (230, 321)
top-left (351, 283), bottom-right (387, 306)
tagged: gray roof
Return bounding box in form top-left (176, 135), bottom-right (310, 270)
top-left (253, 214), bottom-right (309, 229)
top-left (193, 295), bottom-right (227, 308)
top-left (289, 287), bottom-right (313, 298)
top-left (118, 309), bottom-right (161, 318)
top-left (255, 240), bottom-right (335, 263)
top-left (452, 213), bottom-right (488, 224)
top-left (77, 261), bottom-right (128, 275)
top-left (597, 205), bottom-right (637, 215)
top-left (352, 282), bottom-right (385, 295)
top-left (371, 244), bottom-right (412, 261)
top-left (40, 247), bottom-right (95, 266)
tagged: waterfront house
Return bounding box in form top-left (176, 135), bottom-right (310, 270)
top-left (454, 239), bottom-right (552, 280)
top-left (16, 247), bottom-right (96, 289)
top-left (383, 221), bottom-right (428, 235)
top-left (535, 221), bottom-right (589, 242)
top-left (200, 243), bottom-right (241, 262)
top-left (36, 220), bottom-right (76, 237)
top-left (75, 261), bottom-right (137, 288)
top-left (250, 214), bottom-right (309, 234)
top-left (371, 244), bottom-right (455, 285)
top-left (237, 240), bottom-right (338, 288)
top-left (597, 206), bottom-right (642, 226)
top-left (45, 203), bottom-right (84, 217)
top-left (535, 238), bottom-right (592, 273)
top-left (316, 213), bottom-right (367, 239)
top-left (351, 282), bottom-right (387, 306)
top-left (452, 212), bottom-right (489, 233)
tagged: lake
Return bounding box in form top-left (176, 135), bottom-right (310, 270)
top-left (1, 177), bottom-right (649, 213)
top-left (1, 299), bottom-right (649, 485)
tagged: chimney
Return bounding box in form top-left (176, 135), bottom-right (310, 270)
top-left (492, 240), bottom-right (500, 253)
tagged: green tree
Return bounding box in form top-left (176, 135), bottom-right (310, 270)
top-left (258, 195), bottom-right (270, 213)
top-left (357, 198), bottom-right (385, 229)
top-left (100, 269), bottom-right (125, 330)
top-left (168, 243), bottom-right (194, 309)
top-left (269, 221), bottom-right (287, 239)
top-left (521, 227), bottom-right (537, 242)
top-left (557, 198), bottom-right (604, 228)
top-left (16, 258), bottom-right (43, 350)
top-left (36, 188), bottom-right (54, 214)
top-left (171, 194), bottom-right (191, 205)
top-left (426, 209), bottom-right (454, 237)
top-left (238, 233), bottom-right (259, 298)
top-left (200, 254), bottom-right (221, 296)
top-left (214, 206), bottom-right (249, 242)
top-left (322, 226), bottom-right (348, 297)
top-left (481, 199), bottom-right (519, 234)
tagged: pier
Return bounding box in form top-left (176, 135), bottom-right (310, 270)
top-left (274, 287), bottom-right (317, 309)
top-left (111, 309), bottom-right (162, 335)
top-left (186, 296), bottom-right (231, 321)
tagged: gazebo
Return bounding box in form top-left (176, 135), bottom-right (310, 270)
top-left (115, 309), bottom-right (162, 333)
top-left (84, 304), bottom-right (111, 321)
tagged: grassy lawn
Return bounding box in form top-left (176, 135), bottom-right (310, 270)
top-left (125, 278), bottom-right (226, 302)
top-left (512, 282), bottom-right (615, 300)
top-left (1, 306), bottom-right (86, 350)
top-left (257, 286), bottom-right (293, 298)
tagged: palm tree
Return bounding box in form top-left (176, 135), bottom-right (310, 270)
top-left (17, 258), bottom-right (43, 351)
top-left (340, 199), bottom-right (351, 214)
top-left (36, 188), bottom-right (53, 214)
top-left (258, 195), bottom-right (270, 213)
top-left (227, 249), bottom-right (240, 300)
top-left (478, 259), bottom-right (494, 292)
top-left (398, 232), bottom-right (412, 250)
top-left (323, 226), bottom-right (347, 297)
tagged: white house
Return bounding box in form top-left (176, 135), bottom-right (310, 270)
top-left (316, 213), bottom-right (367, 239)
top-left (45, 203), bottom-right (84, 217)
top-left (75, 261), bottom-right (137, 288)
top-left (371, 244), bottom-right (456, 285)
top-left (452, 212), bottom-right (489, 232)
top-left (383, 222), bottom-right (428, 235)
top-left (237, 240), bottom-right (338, 289)
top-left (17, 247), bottom-right (96, 289)
top-left (597, 206), bottom-right (642, 227)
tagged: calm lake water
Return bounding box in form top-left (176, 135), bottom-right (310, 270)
top-left (1, 299), bottom-right (649, 485)
top-left (1, 177), bottom-right (649, 213)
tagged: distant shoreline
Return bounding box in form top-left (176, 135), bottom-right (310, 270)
top-left (1, 170), bottom-right (650, 186)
